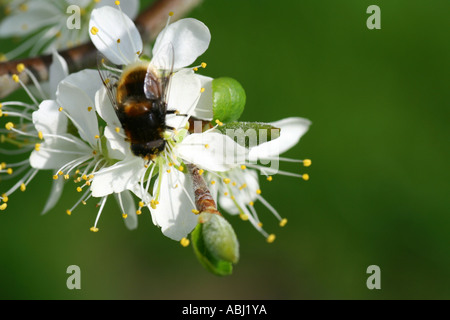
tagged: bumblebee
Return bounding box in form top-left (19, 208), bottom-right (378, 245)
top-left (98, 52), bottom-right (176, 161)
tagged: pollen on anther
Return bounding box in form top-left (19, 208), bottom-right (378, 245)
top-left (5, 122), bottom-right (14, 130)
top-left (90, 226), bottom-right (99, 232)
top-left (223, 178), bottom-right (231, 184)
top-left (136, 209), bottom-right (142, 215)
top-left (20, 183), bottom-right (26, 192)
top-left (38, 131), bottom-right (43, 140)
top-left (266, 234), bottom-right (276, 243)
top-left (6, 168), bottom-right (12, 175)
top-left (193, 67), bottom-right (198, 72)
top-left (257, 222), bottom-right (263, 227)
top-left (138, 201), bottom-right (145, 207)
top-left (279, 218), bottom-right (288, 227)
top-left (2, 194), bottom-right (8, 203)
top-left (87, 106), bottom-right (93, 112)
top-left (180, 237), bottom-right (190, 247)
top-left (16, 63), bottom-right (25, 73)
top-left (303, 159), bottom-right (312, 167)
top-left (0, 203), bottom-right (7, 211)
top-left (240, 213), bottom-right (249, 221)
top-left (200, 87), bottom-right (205, 93)
top-left (178, 165), bottom-right (184, 172)
top-left (201, 62), bottom-right (207, 68)
top-left (249, 201), bottom-right (254, 206)
top-left (122, 213), bottom-right (128, 219)
top-left (302, 174), bottom-right (310, 181)
top-left (34, 143), bottom-right (41, 151)
top-left (94, 135), bottom-right (100, 139)
top-left (198, 169), bottom-right (204, 175)
top-left (267, 176), bottom-right (273, 181)
top-left (90, 26), bottom-right (99, 35)
top-left (115, 127), bottom-right (120, 133)
top-left (240, 165), bottom-right (246, 170)
top-left (204, 144), bottom-right (209, 149)
top-left (76, 187), bottom-right (83, 192)
top-left (191, 209), bottom-right (199, 214)
top-left (211, 180), bottom-right (216, 185)
top-left (256, 189), bottom-right (262, 195)
top-left (117, 38), bottom-right (121, 43)
top-left (66, 210), bottom-right (72, 216)
top-left (58, 107), bottom-right (63, 112)
top-left (53, 174), bottom-right (58, 180)
top-left (12, 74), bottom-right (19, 83)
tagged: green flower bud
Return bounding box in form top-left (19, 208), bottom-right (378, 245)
top-left (212, 77), bottom-right (246, 124)
top-left (191, 212), bottom-right (240, 276)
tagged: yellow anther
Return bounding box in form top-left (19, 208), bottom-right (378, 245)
top-left (249, 201), bottom-right (254, 206)
top-left (90, 226), bottom-right (99, 232)
top-left (0, 203), bottom-right (7, 210)
top-left (166, 169), bottom-right (171, 173)
top-left (230, 195), bottom-right (235, 200)
top-left (303, 159), bottom-right (312, 167)
top-left (90, 26), bottom-right (99, 35)
top-left (64, 174), bottom-right (70, 180)
top-left (20, 183), bottom-right (26, 192)
top-left (223, 178), bottom-right (231, 184)
top-left (180, 237), bottom-right (190, 247)
top-left (256, 189), bottom-right (262, 195)
top-left (211, 180), bottom-right (216, 185)
top-left (204, 144), bottom-right (209, 149)
top-left (136, 209), bottom-right (142, 215)
top-left (239, 213), bottom-right (249, 221)
top-left (5, 122), bottom-right (14, 130)
top-left (85, 181), bottom-right (91, 186)
top-left (168, 162), bottom-right (173, 167)
top-left (66, 210), bottom-right (72, 216)
top-left (201, 62), bottom-right (207, 68)
top-left (200, 87), bottom-right (205, 93)
top-left (88, 174), bottom-right (94, 180)
top-left (198, 169), bottom-right (204, 175)
top-left (266, 234), bottom-right (276, 243)
top-left (16, 63), bottom-right (25, 73)
top-left (0, 162), bottom-right (6, 169)
top-left (76, 187), bottom-right (82, 192)
top-left (87, 106), bottom-right (93, 112)
top-left (232, 182), bottom-right (237, 186)
top-left (0, 110), bottom-right (2, 117)
top-left (58, 107), bottom-right (63, 112)
top-left (38, 131), bottom-right (43, 140)
top-left (224, 192), bottom-right (228, 196)
top-left (115, 127), bottom-right (120, 133)
top-left (94, 135), bottom-right (100, 139)
top-left (215, 119), bottom-right (220, 124)
top-left (267, 176), bottom-right (273, 181)
top-left (193, 67), bottom-right (199, 72)
top-left (58, 171), bottom-right (63, 176)
top-left (191, 209), bottom-right (200, 214)
top-left (6, 168), bottom-right (12, 175)
top-left (34, 143), bottom-right (41, 151)
top-left (302, 174), bottom-right (310, 181)
top-left (81, 201), bottom-right (87, 205)
top-left (257, 222), bottom-right (263, 227)
top-left (12, 74), bottom-right (19, 83)
top-left (279, 218), bottom-right (288, 227)
top-left (241, 165), bottom-right (246, 170)
top-left (53, 174), bottom-right (58, 180)
top-left (117, 38), bottom-right (121, 43)
top-left (55, 31), bottom-right (62, 38)
top-left (115, 0), bottom-right (120, 5)
top-left (82, 174), bottom-right (88, 180)
top-left (178, 165), bottom-right (184, 172)
top-left (138, 201), bottom-right (145, 208)
top-left (75, 170), bottom-right (80, 175)
top-left (169, 11), bottom-right (174, 16)
top-left (19, 3), bottom-right (28, 11)
top-left (2, 194), bottom-right (8, 203)
top-left (122, 213), bottom-right (128, 219)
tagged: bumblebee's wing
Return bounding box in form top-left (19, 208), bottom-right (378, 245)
top-left (97, 53), bottom-right (121, 111)
top-left (144, 42), bottom-right (174, 105)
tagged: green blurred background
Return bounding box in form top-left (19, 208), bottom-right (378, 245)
top-left (1, 0), bottom-right (449, 299)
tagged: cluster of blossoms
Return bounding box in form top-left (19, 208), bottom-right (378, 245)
top-left (0, 2), bottom-right (311, 274)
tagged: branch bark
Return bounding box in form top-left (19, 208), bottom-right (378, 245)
top-left (0, 0), bottom-right (202, 98)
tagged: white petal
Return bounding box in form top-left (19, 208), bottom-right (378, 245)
top-left (191, 74), bottom-right (213, 120)
top-left (150, 169), bottom-right (198, 241)
top-left (49, 50), bottom-right (69, 99)
top-left (95, 86), bottom-right (121, 127)
top-left (219, 170), bottom-right (259, 215)
top-left (115, 190), bottom-right (138, 230)
top-left (33, 100), bottom-right (67, 138)
top-left (89, 6), bottom-right (142, 65)
top-left (103, 125), bottom-right (128, 160)
top-left (56, 70), bottom-right (102, 146)
top-left (41, 178), bottom-right (65, 215)
top-left (177, 132), bottom-right (248, 172)
top-left (248, 117), bottom-right (311, 161)
top-left (166, 68), bottom-right (201, 129)
top-left (0, 1), bottom-right (60, 37)
top-left (95, 0), bottom-right (140, 19)
top-left (152, 18), bottom-right (210, 70)
top-left (90, 156), bottom-right (145, 197)
top-left (30, 134), bottom-right (91, 170)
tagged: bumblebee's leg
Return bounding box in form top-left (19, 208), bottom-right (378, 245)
top-left (166, 109), bottom-right (188, 117)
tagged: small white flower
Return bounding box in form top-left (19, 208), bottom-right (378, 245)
top-left (209, 117), bottom-right (312, 242)
top-left (0, 50), bottom-right (68, 213)
top-left (0, 0), bottom-right (139, 60)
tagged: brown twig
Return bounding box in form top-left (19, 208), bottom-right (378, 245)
top-left (0, 0), bottom-right (202, 98)
top-left (187, 164), bottom-right (221, 216)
